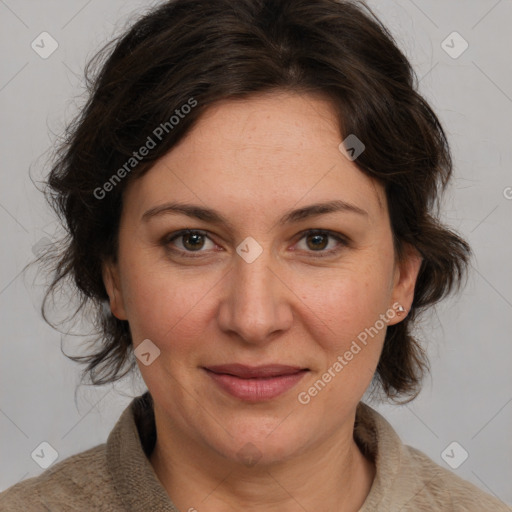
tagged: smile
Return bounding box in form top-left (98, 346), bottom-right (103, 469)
top-left (203, 364), bottom-right (309, 402)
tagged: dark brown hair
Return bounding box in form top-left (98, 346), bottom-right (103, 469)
top-left (42, 0), bottom-right (470, 403)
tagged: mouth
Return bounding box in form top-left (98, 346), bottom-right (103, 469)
top-left (204, 363), bottom-right (308, 379)
top-left (202, 364), bottom-right (309, 402)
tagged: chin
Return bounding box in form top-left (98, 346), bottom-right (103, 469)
top-left (202, 416), bottom-right (317, 468)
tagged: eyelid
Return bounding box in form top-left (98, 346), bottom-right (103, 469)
top-left (164, 229), bottom-right (218, 257)
top-left (163, 228), bottom-right (350, 258)
top-left (293, 229), bottom-right (350, 257)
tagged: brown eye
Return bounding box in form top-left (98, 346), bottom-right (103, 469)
top-left (295, 230), bottom-right (349, 257)
top-left (181, 232), bottom-right (206, 251)
top-left (165, 229), bottom-right (216, 255)
top-left (305, 232), bottom-right (329, 251)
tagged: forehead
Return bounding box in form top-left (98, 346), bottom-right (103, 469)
top-left (124, 92), bottom-right (386, 223)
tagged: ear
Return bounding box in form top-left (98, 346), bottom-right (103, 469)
top-left (102, 260), bottom-right (128, 320)
top-left (387, 243), bottom-right (422, 325)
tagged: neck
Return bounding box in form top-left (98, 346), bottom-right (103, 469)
top-left (149, 409), bottom-right (375, 512)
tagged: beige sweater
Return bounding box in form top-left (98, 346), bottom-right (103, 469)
top-left (1, 392), bottom-right (510, 511)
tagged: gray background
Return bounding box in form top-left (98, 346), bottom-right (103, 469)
top-left (1, 0), bottom-right (511, 505)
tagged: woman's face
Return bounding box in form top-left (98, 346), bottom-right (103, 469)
top-left (104, 92), bottom-right (421, 465)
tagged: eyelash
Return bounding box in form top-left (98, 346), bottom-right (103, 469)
top-left (163, 229), bottom-right (349, 259)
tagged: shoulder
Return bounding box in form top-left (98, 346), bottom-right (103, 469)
top-left (397, 445), bottom-right (512, 512)
top-left (399, 444), bottom-right (512, 511)
top-left (355, 402), bottom-right (512, 512)
top-left (0, 443), bottom-right (125, 512)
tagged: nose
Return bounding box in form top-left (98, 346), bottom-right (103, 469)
top-left (217, 249), bottom-right (294, 346)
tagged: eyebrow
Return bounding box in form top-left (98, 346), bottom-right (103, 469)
top-left (141, 199), bottom-right (368, 229)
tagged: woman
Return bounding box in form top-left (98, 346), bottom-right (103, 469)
top-left (1, 0), bottom-right (510, 510)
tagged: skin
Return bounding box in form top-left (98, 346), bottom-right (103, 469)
top-left (103, 91), bottom-right (422, 512)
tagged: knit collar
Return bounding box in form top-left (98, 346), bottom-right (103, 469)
top-left (106, 392), bottom-right (179, 511)
top-left (106, 392), bottom-right (429, 511)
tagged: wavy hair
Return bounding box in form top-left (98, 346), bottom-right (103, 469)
top-left (42, 0), bottom-right (471, 403)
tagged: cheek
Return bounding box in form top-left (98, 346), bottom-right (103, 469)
top-left (298, 263), bottom-right (394, 350)
top-left (291, 267), bottom-right (393, 413)
top-left (117, 252), bottom-right (216, 347)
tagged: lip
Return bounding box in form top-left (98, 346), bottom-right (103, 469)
top-left (203, 364), bottom-right (309, 402)
top-left (205, 364), bottom-right (305, 378)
